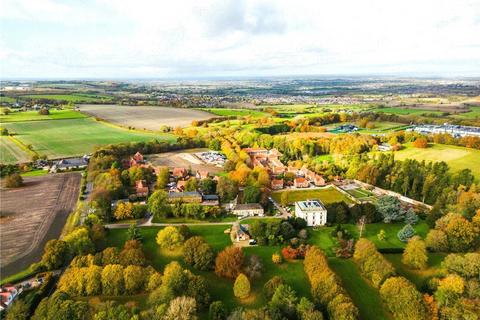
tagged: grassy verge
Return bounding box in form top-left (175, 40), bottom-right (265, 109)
top-left (0, 268), bottom-right (34, 286)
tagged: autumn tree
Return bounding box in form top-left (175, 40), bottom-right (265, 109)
top-left (164, 296), bottom-right (197, 320)
top-left (114, 201), bottom-right (134, 220)
top-left (233, 273), bottom-right (251, 299)
top-left (215, 246), bottom-right (244, 279)
top-left (155, 166), bottom-right (170, 189)
top-left (263, 276), bottom-right (285, 300)
top-left (101, 264), bottom-right (125, 295)
top-left (148, 190), bottom-right (170, 219)
top-left (6, 300), bottom-right (29, 320)
top-left (402, 236), bottom-right (428, 269)
top-left (412, 137), bottom-right (428, 148)
top-left (183, 236), bottom-right (215, 270)
top-left (156, 226), bottom-right (185, 250)
top-left (269, 284), bottom-right (298, 319)
top-left (124, 265), bottom-right (145, 294)
top-left (39, 239), bottom-right (70, 270)
top-left (209, 301), bottom-right (227, 320)
top-left (4, 173), bottom-right (23, 188)
top-left (379, 277), bottom-right (428, 320)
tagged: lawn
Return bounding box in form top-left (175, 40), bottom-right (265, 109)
top-left (392, 143), bottom-right (480, 179)
top-left (202, 108), bottom-right (268, 118)
top-left (0, 109), bottom-right (86, 122)
top-left (0, 136), bottom-right (30, 163)
top-left (452, 106), bottom-right (480, 119)
top-left (271, 186), bottom-right (354, 205)
top-left (346, 188), bottom-right (375, 201)
top-left (384, 253), bottom-right (446, 291)
top-left (329, 258), bottom-right (391, 320)
top-left (105, 225), bottom-right (312, 311)
top-left (2, 118), bottom-right (176, 158)
top-left (375, 107), bottom-right (444, 115)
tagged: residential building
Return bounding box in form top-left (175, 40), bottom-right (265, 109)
top-left (135, 180), bottom-right (149, 197)
top-left (295, 200), bottom-right (328, 226)
top-left (195, 170), bottom-right (209, 180)
top-left (0, 286), bottom-right (18, 311)
top-left (172, 167), bottom-right (188, 179)
top-left (232, 203), bottom-right (264, 217)
top-left (411, 123), bottom-right (480, 137)
top-left (202, 194), bottom-right (219, 206)
top-left (244, 148), bottom-right (286, 175)
top-left (378, 143), bottom-right (392, 152)
top-left (133, 152), bottom-right (144, 163)
top-left (230, 222), bottom-right (250, 242)
top-left (271, 179), bottom-right (284, 190)
top-left (175, 180), bottom-right (187, 192)
top-left (294, 177), bottom-right (309, 188)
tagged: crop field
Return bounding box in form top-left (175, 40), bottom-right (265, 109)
top-left (20, 93), bottom-right (113, 103)
top-left (271, 186), bottom-right (354, 205)
top-left (375, 107), bottom-right (444, 115)
top-left (453, 106), bottom-right (480, 119)
top-left (202, 108), bottom-right (268, 118)
top-left (79, 104), bottom-right (213, 129)
top-left (2, 118), bottom-right (176, 159)
top-left (0, 136), bottom-right (30, 163)
top-left (0, 109), bottom-right (86, 122)
top-left (392, 143), bottom-right (480, 178)
top-left (106, 225), bottom-right (311, 310)
top-left (0, 173), bottom-right (81, 278)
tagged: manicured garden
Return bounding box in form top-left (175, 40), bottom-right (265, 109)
top-left (2, 118), bottom-right (176, 158)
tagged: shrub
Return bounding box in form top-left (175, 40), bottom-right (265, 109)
top-left (38, 108), bottom-right (50, 115)
top-left (272, 253), bottom-right (282, 264)
top-left (5, 173), bottom-right (23, 188)
top-left (209, 301), bottom-right (227, 320)
top-left (281, 244), bottom-right (307, 260)
top-left (397, 224), bottom-right (415, 242)
top-left (233, 273), bottom-right (250, 299)
top-left (263, 276), bottom-right (285, 300)
top-left (156, 226), bottom-right (184, 250)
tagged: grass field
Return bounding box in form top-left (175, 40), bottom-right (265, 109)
top-left (21, 93), bottom-right (113, 103)
top-left (2, 118), bottom-right (176, 158)
top-left (329, 258), bottom-right (391, 320)
top-left (453, 106), bottom-right (480, 119)
top-left (0, 96), bottom-right (17, 103)
top-left (202, 108), bottom-right (268, 118)
top-left (392, 143), bottom-right (480, 178)
top-left (271, 186), bottom-right (354, 205)
top-left (346, 188), bottom-right (375, 200)
top-left (375, 107), bottom-right (444, 115)
top-left (0, 136), bottom-right (30, 163)
top-left (0, 109), bottom-right (86, 122)
top-left (105, 225), bottom-right (311, 311)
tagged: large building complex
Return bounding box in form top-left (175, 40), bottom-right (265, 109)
top-left (295, 200), bottom-right (328, 226)
top-left (411, 124), bottom-right (480, 137)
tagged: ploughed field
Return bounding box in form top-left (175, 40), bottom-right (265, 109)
top-left (147, 148), bottom-right (223, 174)
top-left (78, 104), bottom-right (214, 130)
top-left (0, 173), bottom-right (81, 278)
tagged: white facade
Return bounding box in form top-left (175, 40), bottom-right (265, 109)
top-left (295, 200), bottom-right (327, 226)
top-left (232, 203), bottom-right (264, 217)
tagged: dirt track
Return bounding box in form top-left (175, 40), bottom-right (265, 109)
top-left (0, 172), bottom-right (81, 278)
top-left (78, 104), bottom-right (213, 129)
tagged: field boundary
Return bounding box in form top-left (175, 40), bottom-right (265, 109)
top-left (8, 135), bottom-right (37, 159)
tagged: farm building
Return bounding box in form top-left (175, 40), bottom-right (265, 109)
top-left (295, 200), bottom-right (328, 226)
top-left (232, 203), bottom-right (264, 217)
top-left (202, 194), bottom-right (219, 206)
top-left (168, 191), bottom-right (203, 203)
top-left (50, 156), bottom-right (89, 173)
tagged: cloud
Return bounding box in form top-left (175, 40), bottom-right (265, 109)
top-left (1, 0), bottom-right (479, 78)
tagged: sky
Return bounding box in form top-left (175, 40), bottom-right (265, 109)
top-left (1, 0), bottom-right (480, 79)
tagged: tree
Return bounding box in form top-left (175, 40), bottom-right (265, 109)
top-left (126, 224), bottom-right (142, 241)
top-left (163, 261), bottom-right (188, 295)
top-left (398, 224), bottom-right (415, 242)
top-left (113, 201), bottom-right (134, 220)
top-left (5, 173), bottom-right (23, 188)
top-left (6, 300), bottom-right (29, 320)
top-left (377, 229), bottom-right (386, 241)
top-left (434, 274), bottom-right (465, 307)
top-left (243, 185), bottom-right (261, 203)
top-left (84, 265), bottom-right (102, 296)
top-left (64, 227), bottom-right (95, 256)
top-left (244, 255), bottom-right (263, 279)
top-left (148, 190), bottom-right (170, 218)
top-left (183, 236), bottom-right (215, 270)
top-left (156, 226), bottom-right (184, 250)
top-left (198, 178), bottom-right (216, 194)
top-left (269, 284), bottom-right (298, 319)
top-left (233, 273), bottom-right (251, 299)
top-left (402, 236), bottom-right (428, 269)
top-left (119, 239), bottom-right (146, 266)
top-left (164, 296), bottom-right (197, 320)
top-left (101, 264), bottom-right (124, 295)
top-left (124, 265), bottom-right (145, 294)
top-left (40, 239), bottom-right (70, 270)
top-left (101, 247), bottom-right (120, 265)
top-left (272, 253), bottom-right (282, 264)
top-left (216, 176), bottom-right (238, 202)
top-left (379, 277), bottom-right (428, 320)
top-left (425, 229), bottom-right (448, 252)
top-left (209, 301), bottom-right (227, 320)
top-left (376, 196), bottom-right (404, 223)
top-left (404, 208), bottom-right (419, 225)
top-left (155, 166), bottom-right (170, 189)
top-left (215, 246), bottom-right (244, 279)
top-left (412, 137), bottom-right (428, 148)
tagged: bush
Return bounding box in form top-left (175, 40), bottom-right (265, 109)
top-left (5, 173), bottom-right (23, 188)
top-left (263, 276), bottom-right (285, 300)
top-left (272, 253), bottom-right (282, 264)
top-left (209, 301), bottom-right (227, 320)
top-left (38, 108), bottom-right (50, 115)
top-left (397, 224), bottom-right (415, 242)
top-left (281, 244), bottom-right (307, 260)
top-left (233, 273), bottom-right (250, 299)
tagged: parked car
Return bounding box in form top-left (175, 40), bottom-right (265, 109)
top-left (249, 239), bottom-right (257, 245)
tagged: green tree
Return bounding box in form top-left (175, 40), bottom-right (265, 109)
top-left (124, 265), bottom-right (145, 294)
top-left (269, 284), bottom-right (298, 319)
top-left (183, 236), bottom-right (214, 270)
top-left (402, 236), bottom-right (428, 269)
top-left (263, 276), bottom-right (285, 300)
top-left (376, 196), bottom-right (404, 223)
top-left (40, 239), bottom-right (70, 270)
top-left (6, 300), bottom-right (29, 320)
top-left (209, 301), bottom-right (227, 320)
top-left (148, 190), bottom-right (170, 219)
top-left (64, 227), bottom-right (95, 256)
top-left (163, 261), bottom-right (188, 295)
top-left (155, 166), bottom-right (170, 189)
top-left (126, 223), bottom-right (142, 241)
top-left (280, 191), bottom-right (289, 206)
top-left (397, 224), bottom-right (415, 242)
top-left (156, 226), bottom-right (185, 250)
top-left (216, 176), bottom-right (238, 202)
top-left (233, 273), bottom-right (251, 299)
top-left (377, 229), bottom-right (386, 241)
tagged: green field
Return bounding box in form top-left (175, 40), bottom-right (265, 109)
top-left (20, 93), bottom-right (113, 103)
top-left (105, 225), bottom-right (311, 311)
top-left (3, 118), bottom-right (176, 159)
top-left (0, 96), bottom-right (16, 104)
top-left (0, 136), bottom-right (30, 163)
top-left (346, 188), bottom-right (375, 200)
top-left (375, 107), bottom-right (443, 115)
top-left (329, 258), bottom-right (391, 320)
top-left (453, 106), bottom-right (480, 119)
top-left (202, 108), bottom-right (268, 118)
top-left (271, 186), bottom-right (354, 205)
top-left (0, 109), bottom-right (86, 123)
top-left (392, 143), bottom-right (480, 178)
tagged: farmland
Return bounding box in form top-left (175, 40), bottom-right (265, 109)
top-left (2, 118), bottom-right (176, 159)
top-left (0, 136), bottom-right (30, 163)
top-left (271, 186), bottom-right (354, 205)
top-left (0, 173), bottom-right (81, 277)
top-left (20, 93), bottom-right (113, 103)
top-left (392, 143), bottom-right (480, 179)
top-left (202, 108), bottom-right (268, 118)
top-left (0, 109), bottom-right (86, 122)
top-left (78, 104), bottom-right (213, 130)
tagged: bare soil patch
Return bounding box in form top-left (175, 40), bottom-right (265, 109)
top-left (78, 104), bottom-right (214, 130)
top-left (147, 148), bottom-right (223, 174)
top-left (0, 172), bottom-right (81, 278)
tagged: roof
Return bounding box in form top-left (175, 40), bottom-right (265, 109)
top-left (271, 179), bottom-right (284, 186)
top-left (168, 191), bottom-right (202, 198)
top-left (233, 203), bottom-right (263, 211)
top-left (295, 177), bottom-right (307, 183)
top-left (296, 200), bottom-right (326, 211)
top-left (202, 194), bottom-right (219, 200)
